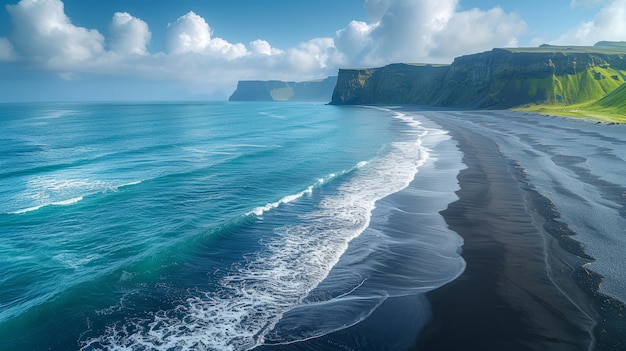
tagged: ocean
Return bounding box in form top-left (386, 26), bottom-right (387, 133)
top-left (0, 102), bottom-right (466, 350)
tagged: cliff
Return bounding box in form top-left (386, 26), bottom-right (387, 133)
top-left (229, 76), bottom-right (337, 102)
top-left (330, 64), bottom-right (450, 105)
top-left (330, 42), bottom-right (626, 109)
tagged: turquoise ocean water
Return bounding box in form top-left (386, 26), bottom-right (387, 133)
top-left (0, 102), bottom-right (465, 350)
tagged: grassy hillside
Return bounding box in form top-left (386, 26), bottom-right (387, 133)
top-left (518, 66), bottom-right (626, 123)
top-left (509, 42), bottom-right (626, 122)
top-left (551, 66), bottom-right (626, 103)
top-left (517, 87), bottom-right (626, 123)
top-left (593, 83), bottom-right (626, 110)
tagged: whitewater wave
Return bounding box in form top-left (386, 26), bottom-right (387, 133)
top-left (7, 178), bottom-right (143, 215)
top-left (246, 161), bottom-right (368, 217)
top-left (80, 111), bottom-right (432, 351)
top-left (10, 197), bottom-right (85, 215)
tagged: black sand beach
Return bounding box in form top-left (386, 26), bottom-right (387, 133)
top-left (416, 113), bottom-right (626, 351)
top-left (413, 116), bottom-right (593, 350)
top-left (258, 110), bottom-right (626, 351)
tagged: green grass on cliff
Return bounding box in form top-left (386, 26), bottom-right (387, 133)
top-left (516, 65), bottom-right (626, 123)
top-left (545, 66), bottom-right (625, 103)
top-left (517, 81), bottom-right (626, 123)
top-left (593, 83), bottom-right (626, 110)
top-left (492, 66), bottom-right (625, 113)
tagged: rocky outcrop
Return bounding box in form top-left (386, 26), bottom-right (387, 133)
top-left (229, 76), bottom-right (337, 102)
top-left (330, 42), bottom-right (626, 108)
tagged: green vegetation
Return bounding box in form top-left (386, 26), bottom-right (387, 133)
top-left (502, 42), bottom-right (626, 122)
top-left (594, 83), bottom-right (626, 110)
top-left (517, 104), bottom-right (626, 123)
top-left (331, 41), bottom-right (626, 122)
top-left (554, 66), bottom-right (624, 102)
top-left (518, 65), bottom-right (626, 123)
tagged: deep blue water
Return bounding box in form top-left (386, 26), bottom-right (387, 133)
top-left (0, 102), bottom-right (465, 350)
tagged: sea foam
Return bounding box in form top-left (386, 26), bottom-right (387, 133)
top-left (7, 178), bottom-right (143, 215)
top-left (80, 111), bottom-right (432, 351)
top-left (247, 161), bottom-right (367, 217)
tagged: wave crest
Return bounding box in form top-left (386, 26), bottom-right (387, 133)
top-left (81, 111), bottom-right (436, 351)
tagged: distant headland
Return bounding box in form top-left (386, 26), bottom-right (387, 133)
top-left (229, 42), bottom-right (626, 122)
top-left (229, 76), bottom-right (337, 102)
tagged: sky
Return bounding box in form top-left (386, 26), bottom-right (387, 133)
top-left (1, 0), bottom-right (625, 102)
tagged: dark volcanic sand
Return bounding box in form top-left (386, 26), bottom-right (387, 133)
top-left (258, 110), bottom-right (626, 351)
top-left (415, 116), bottom-right (599, 351)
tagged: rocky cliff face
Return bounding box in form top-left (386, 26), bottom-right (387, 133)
top-left (330, 42), bottom-right (626, 108)
top-left (330, 64), bottom-right (449, 105)
top-left (229, 76), bottom-right (337, 102)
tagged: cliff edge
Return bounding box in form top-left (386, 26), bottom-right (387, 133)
top-left (330, 42), bottom-right (626, 109)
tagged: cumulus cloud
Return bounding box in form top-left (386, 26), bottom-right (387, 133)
top-left (334, 20), bottom-right (376, 63)
top-left (351, 0), bottom-right (526, 65)
top-left (553, 0), bottom-right (626, 45)
top-left (1, 0), bottom-right (530, 99)
top-left (249, 39), bottom-right (283, 56)
top-left (6, 0), bottom-right (105, 67)
top-left (165, 11), bottom-right (247, 59)
top-left (109, 12), bottom-right (151, 55)
top-left (430, 7), bottom-right (525, 58)
top-left (285, 37), bottom-right (337, 70)
top-left (165, 11), bottom-right (211, 54)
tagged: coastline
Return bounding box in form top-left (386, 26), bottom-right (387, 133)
top-left (415, 111), bottom-right (625, 351)
top-left (255, 107), bottom-right (626, 351)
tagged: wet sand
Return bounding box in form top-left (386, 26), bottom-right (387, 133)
top-left (414, 114), bottom-right (600, 351)
top-left (257, 109), bottom-right (626, 351)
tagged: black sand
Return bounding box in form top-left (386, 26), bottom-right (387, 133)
top-left (258, 110), bottom-right (626, 351)
top-left (415, 115), bottom-right (604, 351)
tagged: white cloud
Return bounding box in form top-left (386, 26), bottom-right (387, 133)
top-left (553, 0), bottom-right (626, 45)
top-left (165, 11), bottom-right (211, 54)
top-left (430, 7), bottom-right (525, 58)
top-left (285, 37), bottom-right (337, 70)
top-left (365, 0), bottom-right (457, 63)
top-left (109, 12), bottom-right (151, 56)
top-left (249, 39), bottom-right (283, 56)
top-left (165, 11), bottom-right (247, 59)
top-left (6, 0), bottom-right (105, 67)
top-left (1, 0), bottom-right (530, 100)
top-left (334, 20), bottom-right (376, 63)
top-left (349, 0), bottom-right (526, 65)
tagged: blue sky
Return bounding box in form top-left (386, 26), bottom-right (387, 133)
top-left (0, 0), bottom-right (624, 101)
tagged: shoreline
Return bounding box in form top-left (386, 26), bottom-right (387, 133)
top-left (256, 107), bottom-right (625, 350)
top-left (415, 111), bottom-right (625, 351)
